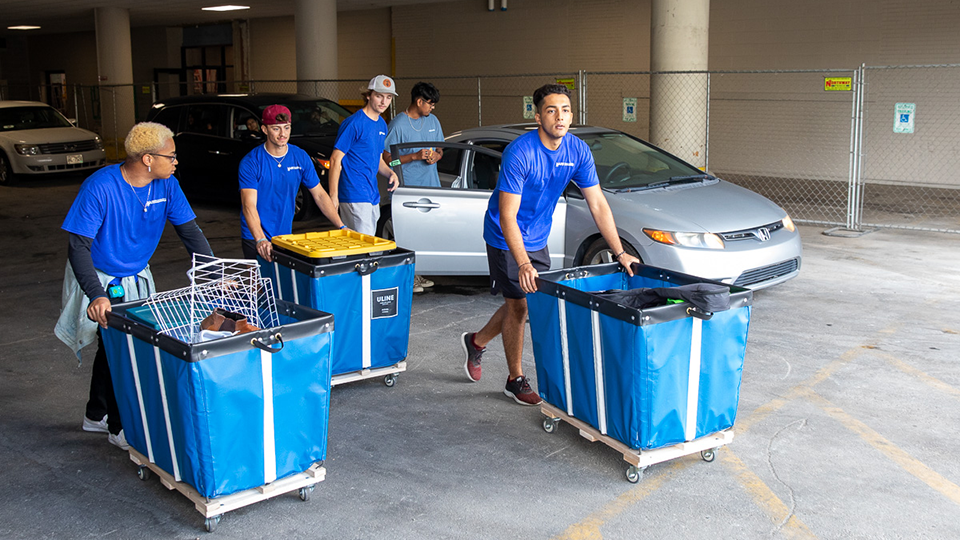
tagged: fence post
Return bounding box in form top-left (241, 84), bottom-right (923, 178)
top-left (73, 85), bottom-right (80, 127)
top-left (579, 70), bottom-right (588, 125)
top-left (477, 76), bottom-right (482, 127)
top-left (705, 72), bottom-right (710, 172)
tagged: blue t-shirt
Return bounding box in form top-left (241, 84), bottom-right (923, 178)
top-left (483, 131), bottom-right (599, 251)
top-left (62, 164), bottom-right (196, 277)
top-left (238, 144), bottom-right (320, 240)
top-left (334, 109), bottom-right (388, 204)
top-left (384, 112), bottom-right (444, 187)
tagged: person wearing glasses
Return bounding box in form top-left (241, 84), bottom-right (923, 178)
top-left (239, 104), bottom-right (345, 262)
top-left (55, 122), bottom-right (214, 450)
top-left (382, 81), bottom-right (445, 292)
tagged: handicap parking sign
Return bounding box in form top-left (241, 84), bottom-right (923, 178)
top-left (894, 103), bottom-right (915, 134)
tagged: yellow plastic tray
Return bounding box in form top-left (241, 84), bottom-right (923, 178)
top-left (271, 230), bottom-right (397, 259)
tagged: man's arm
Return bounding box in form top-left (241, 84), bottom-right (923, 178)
top-left (172, 219), bottom-right (214, 258)
top-left (580, 184), bottom-right (639, 276)
top-left (240, 188), bottom-right (274, 262)
top-left (67, 233), bottom-right (112, 327)
top-left (378, 155), bottom-right (399, 192)
top-left (307, 183), bottom-right (346, 229)
top-left (498, 191), bottom-right (540, 293)
top-left (328, 149), bottom-right (345, 208)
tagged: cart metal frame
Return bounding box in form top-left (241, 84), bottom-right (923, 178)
top-left (331, 360), bottom-right (407, 387)
top-left (540, 402), bottom-right (734, 483)
top-left (129, 448), bottom-right (326, 532)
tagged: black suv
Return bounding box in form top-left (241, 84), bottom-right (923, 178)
top-left (145, 94), bottom-right (351, 220)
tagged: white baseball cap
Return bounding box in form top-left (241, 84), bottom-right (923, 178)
top-left (368, 75), bottom-right (398, 96)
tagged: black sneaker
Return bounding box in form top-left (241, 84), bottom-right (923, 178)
top-left (504, 376), bottom-right (542, 406)
top-left (462, 332), bottom-right (484, 382)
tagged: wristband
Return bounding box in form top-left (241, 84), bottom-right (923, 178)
top-left (614, 250), bottom-right (626, 259)
top-left (339, 225), bottom-right (347, 230)
top-left (389, 159), bottom-right (401, 167)
top-left (256, 238), bottom-right (269, 245)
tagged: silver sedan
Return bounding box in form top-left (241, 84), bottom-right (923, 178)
top-left (381, 124), bottom-right (801, 289)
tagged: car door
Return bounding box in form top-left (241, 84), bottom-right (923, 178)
top-left (388, 140), bottom-right (566, 275)
top-left (175, 104), bottom-right (234, 200)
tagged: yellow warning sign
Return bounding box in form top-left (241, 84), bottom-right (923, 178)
top-left (556, 78), bottom-right (576, 91)
top-left (824, 77), bottom-right (852, 91)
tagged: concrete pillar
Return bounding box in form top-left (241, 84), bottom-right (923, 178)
top-left (295, 0), bottom-right (338, 97)
top-left (94, 7), bottom-right (136, 160)
top-left (650, 0), bottom-right (709, 169)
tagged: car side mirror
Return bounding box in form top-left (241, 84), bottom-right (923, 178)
top-left (68, 118), bottom-right (78, 126)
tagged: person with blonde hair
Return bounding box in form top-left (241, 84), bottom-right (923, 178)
top-left (55, 122), bottom-right (213, 450)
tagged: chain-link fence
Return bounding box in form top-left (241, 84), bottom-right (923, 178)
top-left (860, 65), bottom-right (960, 233)
top-left (6, 66), bottom-right (958, 234)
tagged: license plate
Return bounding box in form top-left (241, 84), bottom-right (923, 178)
top-left (66, 154), bottom-right (83, 165)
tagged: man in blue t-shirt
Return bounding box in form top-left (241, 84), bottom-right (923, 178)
top-left (382, 81), bottom-right (445, 293)
top-left (329, 75), bottom-right (400, 235)
top-left (461, 84), bottom-right (640, 406)
top-left (240, 104), bottom-right (345, 262)
top-left (56, 122), bottom-right (214, 450)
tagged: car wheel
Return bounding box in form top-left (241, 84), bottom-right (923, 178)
top-left (375, 206), bottom-right (394, 240)
top-left (0, 152), bottom-right (14, 186)
top-left (581, 237), bottom-right (640, 266)
top-left (293, 185), bottom-right (312, 221)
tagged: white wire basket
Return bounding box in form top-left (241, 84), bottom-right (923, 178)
top-left (145, 255), bottom-right (280, 344)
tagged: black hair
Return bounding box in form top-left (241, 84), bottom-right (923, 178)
top-left (533, 83), bottom-right (572, 111)
top-left (411, 82), bottom-right (440, 105)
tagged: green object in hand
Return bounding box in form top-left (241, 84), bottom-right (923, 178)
top-left (389, 159), bottom-right (401, 167)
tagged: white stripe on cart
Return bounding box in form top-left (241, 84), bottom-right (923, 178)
top-left (591, 310), bottom-right (607, 436)
top-left (261, 348), bottom-right (277, 484)
top-left (558, 297), bottom-right (573, 416)
top-left (362, 274), bottom-right (371, 369)
top-left (685, 317), bottom-right (703, 442)
top-left (153, 346), bottom-right (181, 482)
top-left (126, 335), bottom-right (154, 463)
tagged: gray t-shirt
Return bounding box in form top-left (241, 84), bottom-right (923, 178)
top-left (384, 112), bottom-right (445, 187)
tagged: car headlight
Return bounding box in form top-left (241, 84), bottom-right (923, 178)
top-left (15, 144), bottom-right (40, 155)
top-left (643, 228), bottom-right (725, 249)
top-left (93, 136), bottom-right (104, 151)
top-left (782, 214), bottom-right (796, 232)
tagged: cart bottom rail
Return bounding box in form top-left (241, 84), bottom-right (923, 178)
top-left (331, 361), bottom-right (407, 387)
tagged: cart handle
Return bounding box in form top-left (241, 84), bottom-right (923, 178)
top-left (686, 306), bottom-right (714, 321)
top-left (355, 260), bottom-right (379, 276)
top-left (251, 333), bottom-right (284, 354)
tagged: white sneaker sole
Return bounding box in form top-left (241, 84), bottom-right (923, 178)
top-left (503, 388), bottom-right (541, 406)
top-left (461, 332), bottom-right (480, 382)
top-left (82, 416), bottom-right (109, 434)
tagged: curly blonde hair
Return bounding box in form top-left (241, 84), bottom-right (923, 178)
top-left (124, 122), bottom-right (174, 159)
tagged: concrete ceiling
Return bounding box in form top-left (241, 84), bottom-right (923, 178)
top-left (0, 0), bottom-right (455, 37)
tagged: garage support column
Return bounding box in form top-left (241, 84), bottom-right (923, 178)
top-left (650, 0), bottom-right (709, 169)
top-left (94, 7), bottom-right (135, 160)
top-left (295, 0), bottom-right (338, 97)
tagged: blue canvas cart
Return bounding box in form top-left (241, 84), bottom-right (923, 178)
top-left (526, 262), bottom-right (752, 482)
top-left (262, 232), bottom-right (414, 388)
top-left (103, 298), bottom-right (333, 531)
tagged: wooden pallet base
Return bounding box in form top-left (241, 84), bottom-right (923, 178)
top-left (128, 448), bottom-right (326, 519)
top-left (540, 402), bottom-right (734, 469)
top-left (331, 361), bottom-right (406, 387)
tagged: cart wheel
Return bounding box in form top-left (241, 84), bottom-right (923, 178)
top-left (137, 465), bottom-right (151, 481)
top-left (384, 374), bottom-right (398, 387)
top-left (542, 418), bottom-right (559, 434)
top-left (625, 465), bottom-right (644, 484)
top-left (204, 515), bottom-right (221, 533)
top-left (298, 485), bottom-right (314, 502)
top-left (701, 448), bottom-right (716, 463)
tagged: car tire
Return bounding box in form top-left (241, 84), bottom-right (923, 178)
top-left (293, 185), bottom-right (313, 221)
top-left (581, 237), bottom-right (640, 266)
top-left (0, 152), bottom-right (15, 186)
top-left (375, 206), bottom-right (393, 239)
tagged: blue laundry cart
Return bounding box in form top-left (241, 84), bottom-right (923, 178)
top-left (261, 231), bottom-right (415, 388)
top-left (526, 262), bottom-right (752, 483)
top-left (103, 298), bottom-right (333, 531)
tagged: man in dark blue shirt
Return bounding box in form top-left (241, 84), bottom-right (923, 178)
top-left (461, 84), bottom-right (639, 406)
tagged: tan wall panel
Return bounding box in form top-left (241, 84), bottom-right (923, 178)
top-left (249, 17), bottom-right (297, 80)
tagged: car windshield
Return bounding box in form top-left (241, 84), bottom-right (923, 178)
top-left (580, 132), bottom-right (709, 191)
top-left (261, 100), bottom-right (352, 137)
top-left (0, 106), bottom-right (73, 131)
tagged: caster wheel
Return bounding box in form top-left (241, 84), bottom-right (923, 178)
top-left (625, 465), bottom-right (644, 484)
top-left (298, 485), bottom-right (314, 502)
top-left (384, 374), bottom-right (397, 387)
top-left (204, 515), bottom-right (221, 533)
top-left (542, 418), bottom-right (559, 434)
top-left (137, 466), bottom-right (151, 481)
top-left (701, 449), bottom-right (716, 462)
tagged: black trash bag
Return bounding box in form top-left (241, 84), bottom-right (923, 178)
top-left (594, 283), bottom-right (731, 313)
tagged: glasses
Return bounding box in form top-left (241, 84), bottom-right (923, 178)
top-left (149, 152), bottom-right (177, 162)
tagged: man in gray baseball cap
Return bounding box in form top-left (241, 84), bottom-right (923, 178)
top-left (328, 75), bottom-right (399, 235)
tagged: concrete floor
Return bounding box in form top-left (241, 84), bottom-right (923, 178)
top-left (1, 175), bottom-right (959, 539)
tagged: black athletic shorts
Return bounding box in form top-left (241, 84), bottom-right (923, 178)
top-left (486, 244), bottom-right (551, 300)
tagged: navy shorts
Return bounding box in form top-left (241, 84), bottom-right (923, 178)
top-left (486, 244), bottom-right (551, 300)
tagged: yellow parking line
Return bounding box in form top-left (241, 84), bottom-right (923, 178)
top-left (801, 388), bottom-right (960, 507)
top-left (551, 460), bottom-right (689, 540)
top-left (721, 450), bottom-right (818, 539)
top-left (874, 351), bottom-right (960, 400)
